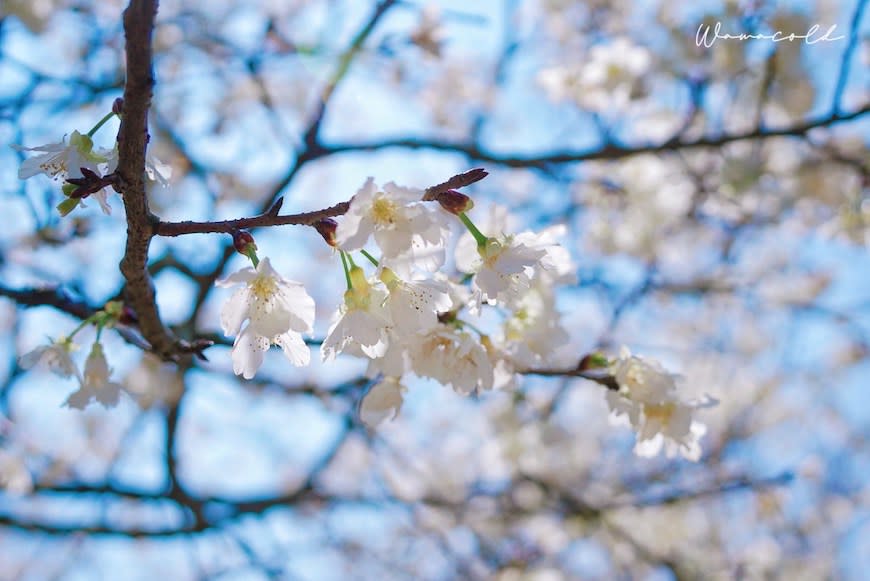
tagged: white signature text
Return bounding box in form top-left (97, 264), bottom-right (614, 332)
top-left (696, 22), bottom-right (844, 47)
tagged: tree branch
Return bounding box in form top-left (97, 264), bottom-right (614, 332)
top-left (320, 103), bottom-right (870, 167)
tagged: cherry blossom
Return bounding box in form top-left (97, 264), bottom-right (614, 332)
top-left (19, 337), bottom-right (80, 380)
top-left (610, 346), bottom-right (680, 405)
top-left (457, 234), bottom-right (547, 308)
top-left (64, 342), bottom-right (124, 409)
top-left (379, 267), bottom-right (452, 334)
top-left (408, 325), bottom-right (494, 395)
top-left (13, 130), bottom-right (107, 181)
top-left (216, 257), bottom-right (315, 379)
top-left (336, 178), bottom-right (449, 270)
top-left (322, 266), bottom-right (391, 361)
top-left (359, 376), bottom-right (407, 428)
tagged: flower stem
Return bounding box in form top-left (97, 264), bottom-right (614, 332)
top-left (459, 212), bottom-right (489, 248)
top-left (360, 249), bottom-right (379, 267)
top-left (340, 251), bottom-right (352, 290)
top-left (69, 317), bottom-right (93, 339)
top-left (86, 112), bottom-right (117, 138)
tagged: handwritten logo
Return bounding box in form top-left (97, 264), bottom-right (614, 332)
top-left (696, 22), bottom-right (844, 48)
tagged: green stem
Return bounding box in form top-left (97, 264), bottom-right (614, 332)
top-left (459, 212), bottom-right (489, 248)
top-left (360, 249), bottom-right (379, 267)
top-left (86, 112), bottom-right (117, 138)
top-left (340, 251), bottom-right (352, 290)
top-left (68, 317), bottom-right (93, 339)
top-left (245, 248), bottom-right (260, 268)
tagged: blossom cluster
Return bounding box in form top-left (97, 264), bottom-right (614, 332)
top-left (328, 180), bottom-right (579, 425)
top-left (13, 125), bottom-right (717, 460)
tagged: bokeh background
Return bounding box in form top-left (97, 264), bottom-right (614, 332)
top-left (1, 0), bottom-right (869, 579)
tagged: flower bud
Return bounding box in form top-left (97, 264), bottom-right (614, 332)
top-left (232, 230), bottom-right (257, 255)
top-left (578, 352), bottom-right (610, 371)
top-left (434, 189), bottom-right (474, 215)
top-left (313, 218), bottom-right (338, 247)
top-left (112, 98), bottom-right (124, 116)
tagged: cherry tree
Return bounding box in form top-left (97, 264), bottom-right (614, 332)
top-left (1, 0), bottom-right (869, 578)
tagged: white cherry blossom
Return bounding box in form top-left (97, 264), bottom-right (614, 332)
top-left (408, 325), bottom-right (494, 395)
top-left (322, 267), bottom-right (391, 361)
top-left (217, 257), bottom-right (315, 379)
top-left (457, 234), bottom-right (547, 309)
top-left (610, 346), bottom-right (679, 405)
top-left (359, 376), bottom-right (407, 428)
top-left (64, 342), bottom-right (124, 409)
top-left (633, 401), bottom-right (707, 461)
top-left (336, 178), bottom-right (449, 270)
top-left (606, 347), bottom-right (718, 461)
top-left (501, 286), bottom-right (570, 369)
top-left (13, 130), bottom-right (107, 181)
top-left (379, 267), bottom-right (452, 334)
top-left (19, 337), bottom-right (80, 380)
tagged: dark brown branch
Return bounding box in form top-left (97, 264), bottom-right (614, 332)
top-left (155, 166), bottom-right (487, 238)
top-left (155, 201), bottom-right (350, 237)
top-left (0, 285), bottom-right (95, 320)
top-left (114, 0), bottom-right (208, 361)
top-left (115, 0), bottom-right (176, 359)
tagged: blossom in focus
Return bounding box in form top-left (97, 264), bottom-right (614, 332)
top-left (360, 376), bottom-right (407, 428)
top-left (379, 267), bottom-right (452, 334)
top-left (336, 178), bottom-right (449, 270)
top-left (322, 266), bottom-right (392, 362)
top-left (19, 337), bottom-right (79, 380)
top-left (13, 131), bottom-right (107, 181)
top-left (64, 342), bottom-right (124, 409)
top-left (456, 234), bottom-right (547, 308)
top-left (217, 257), bottom-right (315, 379)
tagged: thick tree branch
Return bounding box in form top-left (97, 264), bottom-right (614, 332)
top-left (116, 0), bottom-right (176, 359)
top-left (114, 0), bottom-right (210, 361)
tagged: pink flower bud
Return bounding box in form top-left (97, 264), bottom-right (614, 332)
top-left (232, 230), bottom-right (257, 255)
top-left (434, 190), bottom-right (474, 215)
top-left (314, 218), bottom-right (338, 247)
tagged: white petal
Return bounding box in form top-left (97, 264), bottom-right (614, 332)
top-left (360, 377), bottom-right (406, 428)
top-left (274, 283), bottom-right (316, 333)
top-left (231, 327), bottom-right (269, 379)
top-left (220, 286), bottom-right (252, 336)
top-left (216, 266), bottom-right (257, 287)
top-left (275, 332), bottom-right (310, 367)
